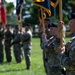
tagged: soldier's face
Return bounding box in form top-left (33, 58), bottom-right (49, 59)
top-left (25, 26), bottom-right (29, 31)
top-left (50, 27), bottom-right (58, 36)
top-left (44, 21), bottom-right (49, 28)
top-left (6, 26), bottom-right (10, 30)
top-left (69, 19), bottom-right (75, 33)
top-left (15, 29), bottom-right (18, 33)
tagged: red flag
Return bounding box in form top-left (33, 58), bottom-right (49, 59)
top-left (0, 0), bottom-right (7, 25)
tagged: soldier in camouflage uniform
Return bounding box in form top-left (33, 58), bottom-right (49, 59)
top-left (42, 23), bottom-right (63, 75)
top-left (38, 18), bottom-right (51, 73)
top-left (0, 22), bottom-right (4, 63)
top-left (22, 23), bottom-right (32, 70)
top-left (4, 24), bottom-right (13, 63)
top-left (60, 13), bottom-right (75, 75)
top-left (13, 25), bottom-right (23, 63)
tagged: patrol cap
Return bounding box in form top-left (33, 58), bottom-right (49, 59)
top-left (44, 18), bottom-right (50, 21)
top-left (25, 23), bottom-right (31, 27)
top-left (6, 24), bottom-right (11, 26)
top-left (68, 13), bottom-right (75, 20)
top-left (15, 25), bottom-right (19, 29)
top-left (50, 23), bottom-right (57, 27)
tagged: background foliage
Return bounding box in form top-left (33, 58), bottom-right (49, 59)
top-left (5, 0), bottom-right (75, 25)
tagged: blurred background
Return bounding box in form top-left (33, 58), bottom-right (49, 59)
top-left (5, 0), bottom-right (75, 37)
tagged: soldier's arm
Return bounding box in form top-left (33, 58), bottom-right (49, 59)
top-left (41, 33), bottom-right (48, 50)
top-left (60, 44), bottom-right (75, 68)
top-left (23, 33), bottom-right (30, 41)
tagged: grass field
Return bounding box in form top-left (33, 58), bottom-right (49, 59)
top-left (0, 38), bottom-right (46, 75)
top-left (0, 37), bottom-right (71, 75)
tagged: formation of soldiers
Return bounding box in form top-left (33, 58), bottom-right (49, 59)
top-left (39, 12), bottom-right (75, 75)
top-left (0, 23), bottom-right (32, 70)
top-left (0, 12), bottom-right (75, 74)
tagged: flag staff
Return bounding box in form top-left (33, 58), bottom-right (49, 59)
top-left (54, 8), bottom-right (56, 22)
top-left (41, 8), bottom-right (45, 33)
top-left (59, 0), bottom-right (63, 47)
top-left (59, 0), bottom-right (62, 21)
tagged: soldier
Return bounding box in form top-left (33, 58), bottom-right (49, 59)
top-left (60, 13), bottom-right (75, 75)
top-left (38, 18), bottom-right (51, 73)
top-left (4, 24), bottom-right (13, 63)
top-left (0, 22), bottom-right (4, 63)
top-left (42, 23), bottom-right (64, 75)
top-left (13, 25), bottom-right (23, 63)
top-left (22, 23), bottom-right (32, 70)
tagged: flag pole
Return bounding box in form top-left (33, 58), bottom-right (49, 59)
top-left (59, 0), bottom-right (63, 47)
top-left (40, 8), bottom-right (45, 33)
top-left (59, 0), bottom-right (62, 21)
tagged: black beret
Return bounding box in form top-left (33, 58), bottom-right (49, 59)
top-left (6, 24), bottom-right (11, 26)
top-left (68, 13), bottom-right (75, 20)
top-left (50, 23), bottom-right (57, 27)
top-left (25, 23), bottom-right (31, 27)
top-left (0, 22), bottom-right (3, 25)
top-left (15, 25), bottom-right (19, 29)
top-left (44, 18), bottom-right (50, 21)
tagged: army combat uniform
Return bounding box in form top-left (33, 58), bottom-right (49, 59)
top-left (61, 37), bottom-right (75, 75)
top-left (4, 28), bottom-right (13, 62)
top-left (38, 18), bottom-right (51, 73)
top-left (22, 24), bottom-right (32, 69)
top-left (42, 35), bottom-right (63, 75)
top-left (0, 28), bottom-right (4, 63)
top-left (13, 28), bottom-right (23, 63)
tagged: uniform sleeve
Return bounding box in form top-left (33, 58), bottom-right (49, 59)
top-left (60, 37), bottom-right (75, 68)
top-left (23, 33), bottom-right (30, 41)
top-left (69, 46), bottom-right (75, 65)
top-left (60, 53), bottom-right (70, 68)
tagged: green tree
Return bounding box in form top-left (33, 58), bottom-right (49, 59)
top-left (20, 0), bottom-right (75, 25)
top-left (5, 1), bottom-right (18, 24)
top-left (22, 0), bottom-right (39, 26)
top-left (6, 2), bottom-right (14, 14)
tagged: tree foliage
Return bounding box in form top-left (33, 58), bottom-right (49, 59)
top-left (5, 0), bottom-right (75, 25)
top-left (6, 2), bottom-right (14, 14)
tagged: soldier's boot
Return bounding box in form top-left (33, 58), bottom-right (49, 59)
top-left (26, 61), bottom-right (31, 70)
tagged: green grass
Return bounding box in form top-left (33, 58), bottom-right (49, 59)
top-left (0, 37), bottom-right (71, 75)
top-left (0, 38), bottom-right (46, 75)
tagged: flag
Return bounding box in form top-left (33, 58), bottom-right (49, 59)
top-left (34, 0), bottom-right (51, 16)
top-left (38, 8), bottom-right (46, 23)
top-left (50, 0), bottom-right (59, 8)
top-left (16, 0), bottom-right (24, 22)
top-left (0, 0), bottom-right (7, 25)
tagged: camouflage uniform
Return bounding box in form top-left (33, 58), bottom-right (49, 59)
top-left (39, 26), bottom-right (51, 73)
top-left (4, 29), bottom-right (13, 62)
top-left (42, 36), bottom-right (62, 75)
top-left (0, 28), bottom-right (4, 63)
top-left (61, 37), bottom-right (75, 75)
top-left (13, 28), bottom-right (23, 63)
top-left (22, 28), bottom-right (32, 69)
